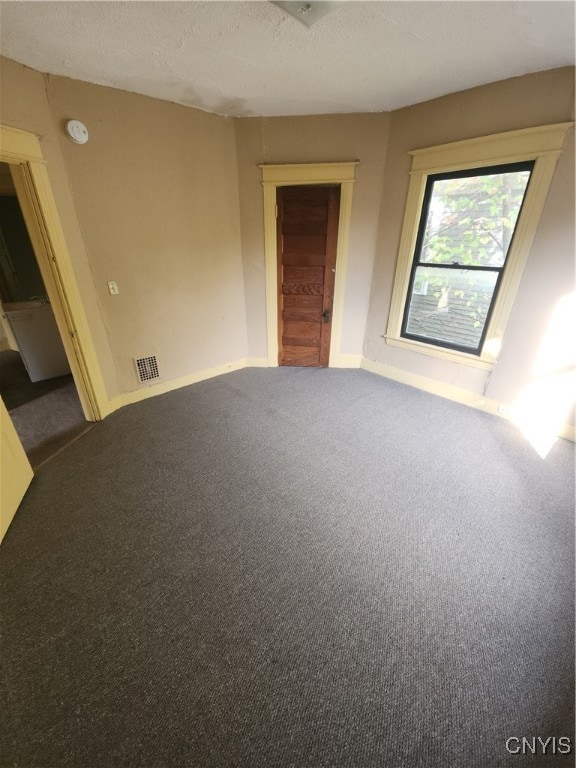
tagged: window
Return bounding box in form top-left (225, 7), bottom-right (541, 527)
top-left (385, 123), bottom-right (571, 368)
top-left (402, 162), bottom-right (533, 355)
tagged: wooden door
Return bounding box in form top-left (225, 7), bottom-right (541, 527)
top-left (277, 185), bottom-right (340, 367)
top-left (1, 396), bottom-right (33, 542)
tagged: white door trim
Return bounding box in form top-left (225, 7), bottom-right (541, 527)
top-left (260, 162), bottom-right (358, 367)
top-left (1, 124), bottom-right (107, 420)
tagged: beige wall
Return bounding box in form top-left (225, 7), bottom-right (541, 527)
top-left (45, 75), bottom-right (247, 394)
top-left (0, 58), bottom-right (118, 394)
top-left (487, 125), bottom-right (574, 412)
top-left (0, 58), bottom-right (248, 398)
top-left (235, 114), bottom-right (391, 359)
top-left (364, 67), bottom-right (575, 413)
top-left (1, 56), bottom-right (573, 427)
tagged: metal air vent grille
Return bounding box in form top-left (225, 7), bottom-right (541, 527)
top-left (135, 355), bottom-right (160, 383)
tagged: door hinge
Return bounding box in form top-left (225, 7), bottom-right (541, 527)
top-left (275, 204), bottom-right (278, 218)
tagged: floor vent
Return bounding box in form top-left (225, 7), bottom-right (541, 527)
top-left (135, 355), bottom-right (160, 383)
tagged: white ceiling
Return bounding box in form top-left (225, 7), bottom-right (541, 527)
top-left (1, 1), bottom-right (574, 117)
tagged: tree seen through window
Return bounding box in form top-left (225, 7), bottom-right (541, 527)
top-left (402, 162), bottom-right (533, 353)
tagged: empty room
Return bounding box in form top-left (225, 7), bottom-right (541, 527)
top-left (0, 2), bottom-right (574, 767)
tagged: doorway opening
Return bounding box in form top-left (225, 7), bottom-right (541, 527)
top-left (0, 163), bottom-right (90, 467)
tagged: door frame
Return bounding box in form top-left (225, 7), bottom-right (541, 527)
top-left (260, 162), bottom-right (357, 368)
top-left (0, 124), bottom-right (107, 421)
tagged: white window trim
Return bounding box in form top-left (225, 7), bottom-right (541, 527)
top-left (385, 123), bottom-right (573, 369)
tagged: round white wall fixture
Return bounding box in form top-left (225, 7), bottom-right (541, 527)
top-left (65, 119), bottom-right (89, 144)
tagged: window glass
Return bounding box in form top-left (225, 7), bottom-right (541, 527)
top-left (405, 267), bottom-right (498, 350)
top-left (420, 170), bottom-right (531, 268)
top-left (402, 162), bottom-right (533, 354)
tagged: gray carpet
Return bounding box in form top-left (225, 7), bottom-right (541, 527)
top-left (0, 350), bottom-right (74, 411)
top-left (1, 368), bottom-right (574, 768)
top-left (0, 350), bottom-right (89, 468)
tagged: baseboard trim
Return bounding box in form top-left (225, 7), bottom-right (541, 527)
top-left (361, 357), bottom-right (500, 415)
top-left (101, 354), bottom-right (574, 443)
top-left (557, 423), bottom-right (575, 442)
top-left (107, 358), bottom-right (248, 412)
top-left (103, 354), bottom-right (364, 416)
top-left (361, 357), bottom-right (575, 443)
top-left (246, 357), bottom-right (269, 368)
top-left (330, 354), bottom-right (362, 368)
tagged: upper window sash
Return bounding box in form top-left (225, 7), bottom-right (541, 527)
top-left (385, 123), bottom-right (572, 370)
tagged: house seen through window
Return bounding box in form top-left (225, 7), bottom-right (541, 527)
top-left (402, 162), bottom-right (533, 354)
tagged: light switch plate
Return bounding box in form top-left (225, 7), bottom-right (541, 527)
top-left (107, 281), bottom-right (119, 295)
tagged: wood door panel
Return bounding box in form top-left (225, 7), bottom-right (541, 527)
top-left (277, 185), bottom-right (340, 367)
top-left (283, 295), bottom-right (323, 309)
top-left (282, 346), bottom-right (321, 365)
top-left (283, 201), bottom-right (328, 221)
top-left (282, 252), bottom-right (327, 267)
top-left (282, 219), bottom-right (327, 236)
top-left (282, 283), bottom-right (324, 296)
top-left (282, 337), bottom-right (321, 348)
top-left (283, 266), bottom-right (324, 284)
top-left (282, 235), bottom-right (326, 255)
top-left (282, 306), bottom-right (321, 322)
top-left (282, 320), bottom-right (321, 341)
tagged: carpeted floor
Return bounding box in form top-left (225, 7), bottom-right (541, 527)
top-left (0, 350), bottom-right (90, 468)
top-left (0, 368), bottom-right (574, 768)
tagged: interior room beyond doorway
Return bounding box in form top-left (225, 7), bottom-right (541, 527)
top-left (0, 163), bottom-right (89, 468)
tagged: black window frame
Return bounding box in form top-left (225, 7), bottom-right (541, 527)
top-left (401, 160), bottom-right (535, 355)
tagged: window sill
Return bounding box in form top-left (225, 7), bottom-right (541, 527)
top-left (384, 335), bottom-right (496, 370)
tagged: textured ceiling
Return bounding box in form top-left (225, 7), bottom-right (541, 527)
top-left (1, 1), bottom-right (574, 117)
